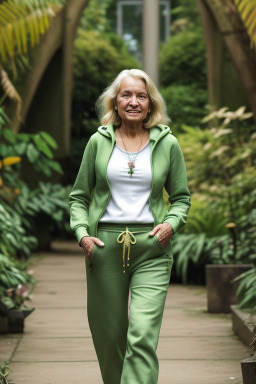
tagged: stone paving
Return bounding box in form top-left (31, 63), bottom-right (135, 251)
top-left (0, 241), bottom-right (251, 384)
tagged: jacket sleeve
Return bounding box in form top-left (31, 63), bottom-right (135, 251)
top-left (69, 138), bottom-right (96, 243)
top-left (163, 138), bottom-right (191, 234)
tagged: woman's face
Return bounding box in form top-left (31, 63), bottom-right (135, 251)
top-left (116, 76), bottom-right (150, 125)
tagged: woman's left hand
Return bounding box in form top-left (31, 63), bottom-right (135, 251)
top-left (150, 223), bottom-right (173, 247)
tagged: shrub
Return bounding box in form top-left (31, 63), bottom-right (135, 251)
top-left (161, 84), bottom-right (208, 134)
top-left (171, 0), bottom-right (202, 26)
top-left (173, 107), bottom-right (256, 283)
top-left (159, 27), bottom-right (207, 89)
top-left (178, 107), bottom-right (256, 213)
top-left (173, 189), bottom-right (256, 283)
top-left (172, 199), bottom-right (228, 284)
top-left (0, 108), bottom-right (72, 256)
top-left (72, 30), bottom-right (140, 138)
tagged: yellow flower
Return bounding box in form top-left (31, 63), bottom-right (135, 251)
top-left (0, 156), bottom-right (21, 169)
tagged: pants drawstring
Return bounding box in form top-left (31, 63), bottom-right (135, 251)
top-left (117, 227), bottom-right (136, 273)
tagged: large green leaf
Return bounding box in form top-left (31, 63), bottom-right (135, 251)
top-left (3, 128), bottom-right (16, 143)
top-left (27, 142), bottom-right (39, 162)
top-left (33, 134), bottom-right (53, 158)
top-left (47, 160), bottom-right (63, 174)
top-left (39, 131), bottom-right (58, 149)
top-left (16, 133), bottom-right (30, 142)
top-left (14, 141), bottom-right (27, 154)
top-left (1, 296), bottom-right (15, 309)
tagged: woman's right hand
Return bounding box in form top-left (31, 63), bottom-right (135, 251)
top-left (80, 236), bottom-right (104, 260)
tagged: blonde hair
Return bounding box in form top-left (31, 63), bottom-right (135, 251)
top-left (96, 69), bottom-right (170, 129)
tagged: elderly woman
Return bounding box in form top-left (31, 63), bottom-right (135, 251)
top-left (69, 69), bottom-right (190, 384)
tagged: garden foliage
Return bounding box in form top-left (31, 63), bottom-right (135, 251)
top-left (161, 85), bottom-right (208, 133)
top-left (159, 27), bottom-right (207, 89)
top-left (0, 107), bottom-right (71, 311)
top-left (172, 107), bottom-right (256, 283)
top-left (0, 364), bottom-right (9, 384)
top-left (159, 0), bottom-right (208, 135)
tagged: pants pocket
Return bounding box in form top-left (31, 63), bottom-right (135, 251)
top-left (86, 244), bottom-right (97, 271)
top-left (153, 234), bottom-right (173, 262)
top-left (153, 235), bottom-right (166, 252)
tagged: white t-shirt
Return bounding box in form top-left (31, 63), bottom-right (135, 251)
top-left (100, 142), bottom-right (154, 223)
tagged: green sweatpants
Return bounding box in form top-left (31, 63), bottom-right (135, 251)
top-left (85, 223), bottom-right (173, 384)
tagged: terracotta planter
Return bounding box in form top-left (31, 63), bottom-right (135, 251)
top-left (206, 264), bottom-right (253, 313)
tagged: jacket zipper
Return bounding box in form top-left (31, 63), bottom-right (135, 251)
top-left (149, 140), bottom-right (157, 226)
top-left (95, 138), bottom-right (116, 237)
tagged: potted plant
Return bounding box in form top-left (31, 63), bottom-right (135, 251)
top-left (0, 284), bottom-right (34, 333)
top-left (206, 184), bottom-right (256, 313)
top-left (0, 284), bottom-right (34, 334)
top-left (0, 254), bottom-right (35, 333)
top-left (230, 267), bottom-right (256, 383)
top-left (206, 220), bottom-right (254, 313)
top-left (176, 106), bottom-right (256, 312)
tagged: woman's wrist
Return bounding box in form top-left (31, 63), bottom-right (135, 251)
top-left (79, 235), bottom-right (89, 247)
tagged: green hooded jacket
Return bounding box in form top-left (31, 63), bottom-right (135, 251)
top-left (69, 124), bottom-right (191, 243)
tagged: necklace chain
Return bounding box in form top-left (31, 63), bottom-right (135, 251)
top-left (119, 129), bottom-right (145, 176)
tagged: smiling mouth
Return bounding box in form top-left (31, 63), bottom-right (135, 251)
top-left (126, 110), bottom-right (140, 113)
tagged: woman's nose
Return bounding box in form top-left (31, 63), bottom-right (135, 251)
top-left (129, 95), bottom-right (138, 106)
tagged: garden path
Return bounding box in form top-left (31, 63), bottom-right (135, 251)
top-left (1, 241), bottom-right (250, 384)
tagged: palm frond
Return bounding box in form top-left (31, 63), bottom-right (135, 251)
top-left (234, 0), bottom-right (256, 49)
top-left (0, 0), bottom-right (61, 64)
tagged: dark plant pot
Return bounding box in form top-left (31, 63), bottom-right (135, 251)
top-left (0, 315), bottom-right (9, 333)
top-left (241, 353), bottom-right (256, 384)
top-left (8, 316), bottom-right (25, 333)
top-left (0, 308), bottom-right (34, 334)
top-left (206, 264), bottom-right (253, 313)
top-left (0, 300), bottom-right (8, 315)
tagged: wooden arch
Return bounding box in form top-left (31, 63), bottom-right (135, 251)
top-left (196, 0), bottom-right (256, 122)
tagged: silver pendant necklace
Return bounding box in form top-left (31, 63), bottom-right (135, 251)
top-left (119, 129), bottom-right (145, 176)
